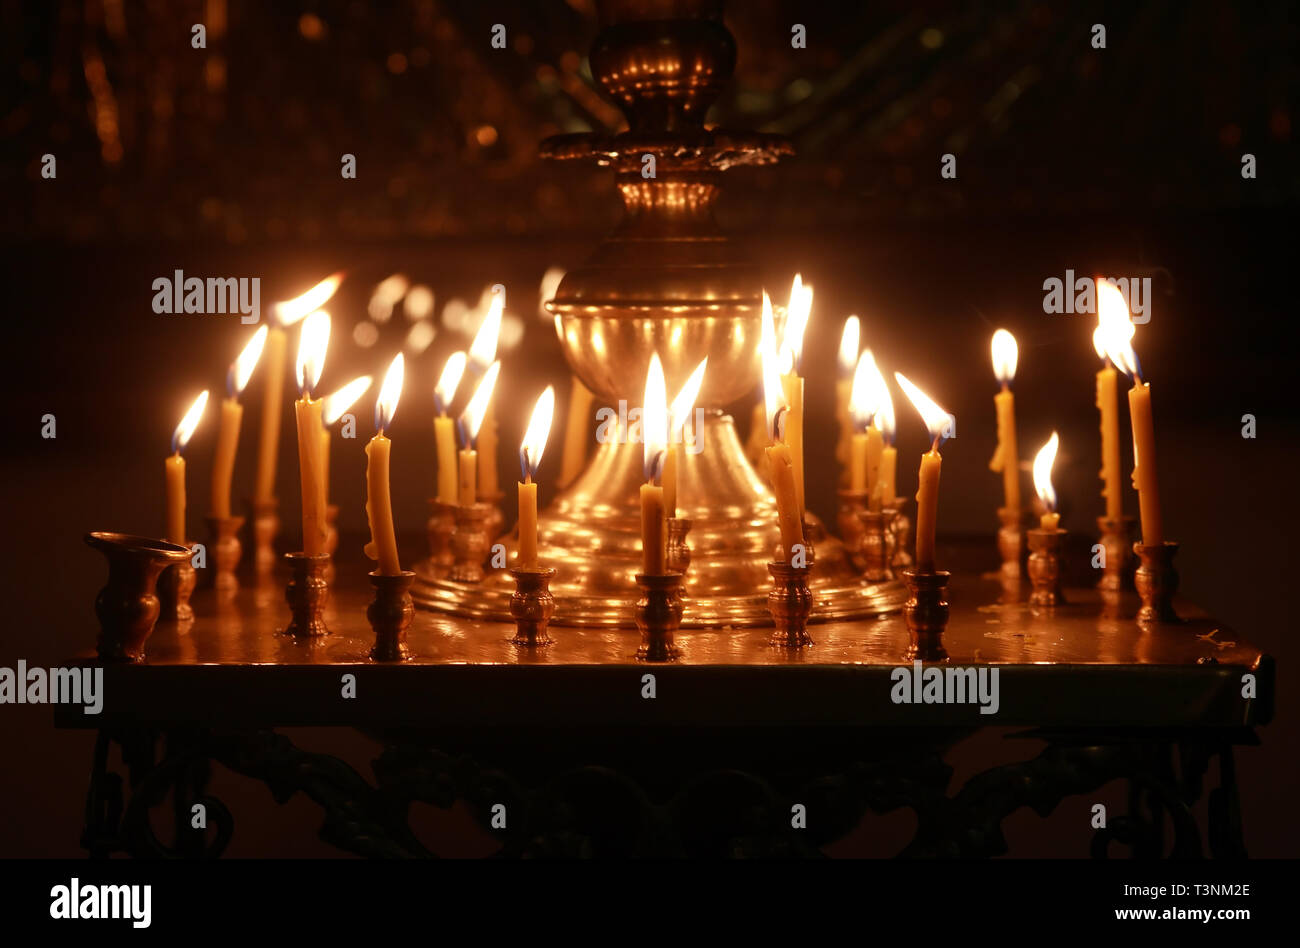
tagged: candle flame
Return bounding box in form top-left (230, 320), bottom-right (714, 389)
top-left (1033, 430), bottom-right (1060, 512)
top-left (171, 390), bottom-right (209, 455)
top-left (468, 285), bottom-right (504, 369)
top-left (295, 310), bottom-right (331, 397)
top-left (1092, 326), bottom-right (1107, 362)
top-left (1096, 279), bottom-right (1142, 381)
top-left (779, 274), bottom-right (812, 372)
top-left (322, 375), bottom-right (373, 426)
top-left (991, 328), bottom-right (1018, 385)
top-left (669, 358), bottom-right (708, 441)
top-left (895, 372), bottom-right (952, 448)
top-left (229, 325), bottom-right (268, 397)
top-left (642, 352), bottom-right (668, 483)
top-left (539, 266), bottom-right (565, 317)
top-left (520, 385), bottom-right (556, 480)
top-left (761, 327), bottom-right (788, 443)
top-left (434, 351), bottom-right (467, 415)
top-left (849, 349), bottom-right (885, 429)
top-left (374, 354), bottom-right (404, 432)
top-left (274, 272), bottom-right (343, 327)
top-left (457, 360), bottom-right (500, 446)
top-left (838, 315), bottom-right (860, 375)
top-left (873, 367), bottom-right (896, 445)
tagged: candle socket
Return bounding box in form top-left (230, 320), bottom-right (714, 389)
top-left (903, 568), bottom-right (950, 662)
top-left (635, 573), bottom-right (683, 662)
top-left (281, 552), bottom-right (330, 638)
top-left (85, 533), bottom-right (193, 663)
top-left (996, 506), bottom-right (1026, 581)
top-left (481, 490), bottom-right (506, 544)
top-left (158, 540), bottom-right (197, 622)
top-left (887, 500), bottom-right (913, 570)
top-left (1027, 528), bottom-right (1067, 608)
top-left (1134, 541), bottom-right (1180, 626)
top-left (1096, 515), bottom-right (1136, 593)
top-left (451, 502), bottom-right (493, 583)
top-left (767, 561), bottom-right (814, 649)
top-left (205, 515), bottom-right (245, 593)
top-left (248, 498), bottom-right (279, 576)
top-left (510, 567), bottom-right (556, 647)
top-left (836, 488), bottom-right (870, 569)
top-left (666, 517), bottom-right (693, 577)
top-left (367, 570), bottom-right (415, 661)
top-left (772, 522), bottom-right (816, 569)
top-left (426, 499), bottom-right (457, 571)
top-left (322, 504), bottom-right (340, 585)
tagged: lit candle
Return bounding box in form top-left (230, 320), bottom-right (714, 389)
top-left (456, 360), bottom-right (502, 506)
top-left (835, 315), bottom-right (860, 484)
top-left (517, 386), bottom-right (556, 568)
top-left (1097, 280), bottom-right (1163, 545)
top-left (468, 286), bottom-right (504, 498)
top-left (364, 354), bottom-right (405, 576)
top-left (640, 353), bottom-right (668, 575)
top-left (255, 273), bottom-right (341, 504)
top-left (989, 329), bottom-right (1021, 514)
top-left (165, 391), bottom-right (209, 544)
top-left (779, 276), bottom-right (812, 519)
top-left (210, 326), bottom-right (268, 519)
top-left (1093, 325), bottom-right (1123, 521)
top-left (1033, 432), bottom-right (1061, 530)
top-left (761, 326), bottom-right (805, 563)
top-left (847, 350), bottom-right (875, 492)
top-left (433, 352), bottom-right (467, 505)
top-left (874, 365), bottom-right (897, 508)
top-left (558, 374), bottom-right (595, 489)
top-left (320, 375), bottom-right (373, 508)
top-left (294, 311), bottom-right (331, 555)
top-left (664, 358), bottom-right (708, 518)
top-left (895, 373), bottom-right (954, 572)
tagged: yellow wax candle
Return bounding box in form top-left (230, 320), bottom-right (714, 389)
top-left (518, 478), bottom-right (538, 567)
top-left (458, 449), bottom-right (477, 506)
top-left (435, 416), bottom-right (458, 504)
top-left (1096, 360), bottom-right (1122, 520)
top-left (663, 441), bottom-right (679, 518)
top-left (895, 372), bottom-right (952, 573)
top-left (210, 397), bottom-right (242, 519)
top-left (254, 326), bottom-right (286, 503)
top-left (766, 440), bottom-right (805, 562)
top-left (780, 373), bottom-right (805, 519)
top-left (880, 444), bottom-right (897, 506)
top-left (989, 329), bottom-right (1020, 513)
top-left (640, 482), bottom-right (666, 574)
top-left (456, 360), bottom-right (502, 508)
top-left (850, 432), bottom-right (868, 492)
top-left (1041, 511), bottom-right (1060, 531)
top-left (835, 378), bottom-right (852, 484)
top-left (1033, 432), bottom-right (1061, 531)
top-left (663, 358), bottom-right (707, 520)
top-left (468, 287), bottom-right (504, 498)
top-left (477, 401), bottom-right (499, 497)
top-left (1128, 381), bottom-right (1163, 545)
top-left (294, 311), bottom-right (330, 556)
top-left (319, 426), bottom-right (331, 508)
top-left (745, 397), bottom-right (767, 470)
top-left (166, 454), bottom-right (186, 543)
top-left (557, 375), bottom-right (595, 489)
top-left (866, 425), bottom-right (883, 502)
top-left (640, 352), bottom-right (669, 574)
top-left (517, 386), bottom-right (555, 568)
top-left (320, 374), bottom-right (374, 511)
top-left (365, 432), bottom-right (401, 575)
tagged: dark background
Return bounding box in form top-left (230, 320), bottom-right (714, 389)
top-left (1, 0), bottom-right (1296, 857)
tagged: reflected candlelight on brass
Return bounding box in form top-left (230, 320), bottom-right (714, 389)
top-left (206, 514), bottom-right (245, 593)
top-left (367, 569), bottom-right (415, 661)
top-left (997, 506), bottom-right (1025, 581)
top-left (635, 573), bottom-right (683, 662)
top-left (767, 561), bottom-right (813, 648)
top-left (249, 497), bottom-right (279, 576)
top-left (888, 499), bottom-right (912, 571)
top-left (282, 551), bottom-right (329, 638)
top-left (451, 502), bottom-right (493, 583)
top-left (836, 487), bottom-right (869, 568)
top-left (510, 567), bottom-right (556, 647)
top-left (426, 499), bottom-right (456, 570)
top-left (666, 517), bottom-right (693, 577)
top-left (86, 532), bottom-right (193, 663)
top-left (158, 541), bottom-right (197, 622)
top-left (1096, 515), bottom-right (1135, 593)
top-left (859, 509), bottom-right (890, 582)
top-left (1027, 528), bottom-right (1066, 608)
top-left (1134, 541), bottom-right (1179, 626)
top-left (903, 568), bottom-right (950, 661)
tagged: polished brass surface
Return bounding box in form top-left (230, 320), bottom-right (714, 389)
top-left (206, 515), bottom-right (244, 594)
top-left (1134, 541), bottom-right (1180, 627)
top-left (282, 551), bottom-right (330, 638)
top-left (767, 561), bottom-right (814, 648)
top-left (859, 510), bottom-right (891, 582)
top-left (996, 506), bottom-right (1025, 582)
top-left (367, 570), bottom-right (415, 662)
top-left (425, 499), bottom-right (455, 570)
top-left (836, 488), bottom-right (869, 567)
top-left (1027, 528), bottom-right (1066, 608)
top-left (904, 569), bottom-right (951, 662)
top-left (888, 501), bottom-right (913, 571)
top-left (1096, 515), bottom-right (1135, 593)
top-left (85, 532), bottom-right (193, 664)
top-left (157, 539), bottom-right (196, 622)
top-left (510, 567), bottom-right (556, 647)
top-left (666, 516), bottom-right (692, 577)
top-left (248, 498), bottom-right (278, 576)
top-left (635, 572), bottom-right (683, 661)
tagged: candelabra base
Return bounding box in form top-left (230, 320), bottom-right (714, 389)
top-left (1096, 515), bottom-right (1136, 593)
top-left (904, 569), bottom-right (950, 662)
top-left (635, 573), bottom-right (683, 662)
top-left (85, 533), bottom-right (193, 663)
top-left (1134, 541), bottom-right (1180, 626)
top-left (282, 552), bottom-right (330, 638)
top-left (367, 570), bottom-right (415, 661)
top-left (1027, 528), bottom-right (1066, 608)
top-left (768, 561), bottom-right (814, 648)
top-left (510, 567), bottom-right (556, 647)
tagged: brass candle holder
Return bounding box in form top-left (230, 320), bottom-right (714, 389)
top-left (322, 504), bottom-right (340, 585)
top-left (836, 488), bottom-right (869, 569)
top-left (451, 502), bottom-right (494, 583)
top-left (426, 499), bottom-right (456, 571)
top-left (903, 568), bottom-right (950, 661)
top-left (996, 506), bottom-right (1025, 581)
top-left (249, 498), bottom-right (279, 576)
top-left (157, 540), bottom-right (197, 622)
top-left (1096, 515), bottom-right (1136, 593)
top-left (1027, 527), bottom-right (1066, 608)
top-left (282, 552), bottom-right (330, 638)
top-left (481, 489), bottom-right (506, 545)
top-left (85, 532), bottom-right (193, 663)
top-left (859, 509), bottom-right (891, 582)
top-left (367, 570), bottom-right (415, 661)
top-left (635, 573), bottom-right (683, 662)
top-left (887, 498), bottom-right (912, 570)
top-left (1134, 540), bottom-right (1179, 626)
top-left (666, 517), bottom-right (693, 577)
top-left (767, 561), bottom-right (814, 649)
top-left (205, 514), bottom-right (245, 593)
top-left (509, 567), bottom-right (557, 647)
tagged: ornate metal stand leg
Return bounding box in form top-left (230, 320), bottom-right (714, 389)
top-left (249, 498), bottom-right (279, 577)
top-left (1027, 528), bottom-right (1066, 608)
top-left (451, 503), bottom-right (493, 583)
top-left (282, 552), bottom-right (330, 638)
top-left (1134, 541), bottom-right (1179, 626)
top-left (426, 499), bottom-right (456, 571)
top-left (510, 567), bottom-right (556, 647)
top-left (158, 540), bottom-right (197, 622)
top-left (636, 573), bottom-right (683, 662)
top-left (368, 570), bottom-right (415, 661)
top-left (767, 561), bottom-right (814, 648)
top-left (206, 515), bottom-right (245, 594)
top-left (1096, 515), bottom-right (1135, 593)
top-left (903, 568), bottom-right (950, 662)
top-left (85, 533), bottom-right (194, 663)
